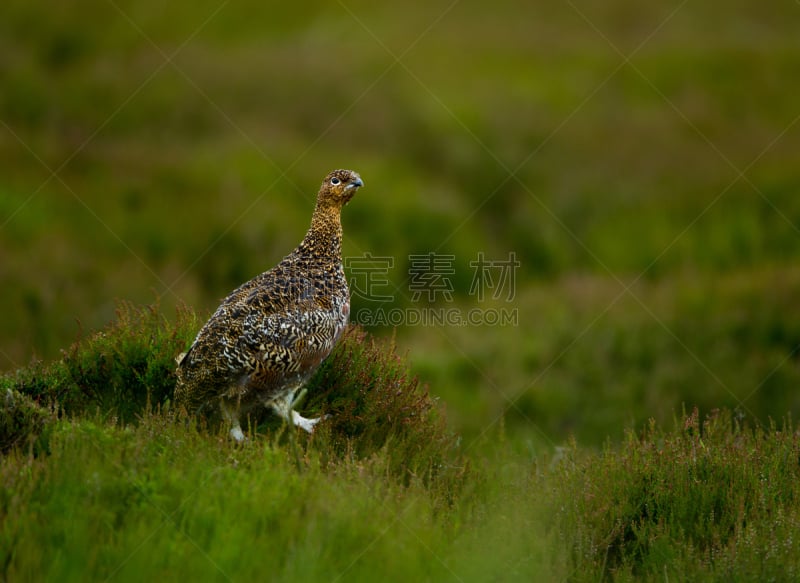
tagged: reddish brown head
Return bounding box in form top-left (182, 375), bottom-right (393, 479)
top-left (316, 169), bottom-right (364, 208)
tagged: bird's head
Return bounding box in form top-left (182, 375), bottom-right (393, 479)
top-left (317, 169), bottom-right (364, 208)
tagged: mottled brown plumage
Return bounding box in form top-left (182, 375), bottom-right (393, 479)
top-left (175, 169), bottom-right (363, 440)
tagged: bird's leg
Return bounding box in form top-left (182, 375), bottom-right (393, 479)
top-left (220, 398), bottom-right (245, 442)
top-left (291, 410), bottom-right (324, 433)
top-left (270, 388), bottom-right (326, 434)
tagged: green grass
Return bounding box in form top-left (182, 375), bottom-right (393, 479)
top-left (1, 416), bottom-right (464, 582)
top-left (3, 306), bottom-right (800, 581)
top-left (555, 408), bottom-right (800, 581)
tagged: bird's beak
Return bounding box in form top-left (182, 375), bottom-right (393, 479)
top-left (348, 176), bottom-right (364, 189)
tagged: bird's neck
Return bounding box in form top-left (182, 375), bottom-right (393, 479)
top-left (297, 203), bottom-right (343, 263)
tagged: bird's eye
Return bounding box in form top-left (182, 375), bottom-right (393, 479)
top-left (330, 177), bottom-right (341, 186)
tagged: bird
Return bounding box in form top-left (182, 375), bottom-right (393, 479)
top-left (174, 169), bottom-right (364, 441)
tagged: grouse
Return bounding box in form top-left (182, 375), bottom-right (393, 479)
top-left (175, 169), bottom-right (364, 441)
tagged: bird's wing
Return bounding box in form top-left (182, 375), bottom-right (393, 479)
top-left (239, 302), bottom-right (346, 371)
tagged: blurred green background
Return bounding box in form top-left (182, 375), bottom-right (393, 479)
top-left (1, 0), bottom-right (799, 446)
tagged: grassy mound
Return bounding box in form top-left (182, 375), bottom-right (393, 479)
top-left (1, 303), bottom-right (461, 482)
top-left (0, 303), bottom-right (474, 581)
top-left (2, 302), bottom-right (195, 426)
